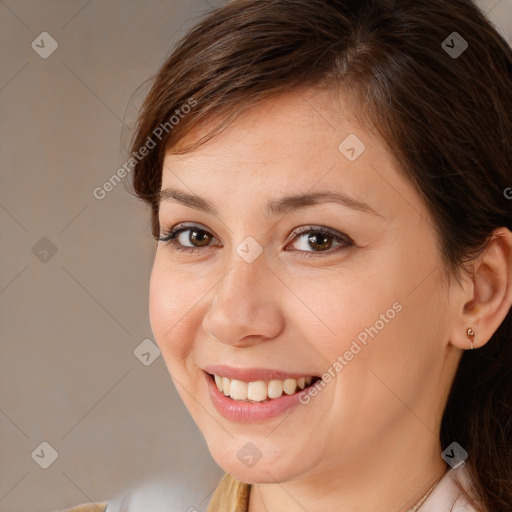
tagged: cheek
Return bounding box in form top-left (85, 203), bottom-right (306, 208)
top-left (292, 266), bottom-right (400, 358)
top-left (301, 245), bottom-right (442, 390)
top-left (148, 255), bottom-right (200, 371)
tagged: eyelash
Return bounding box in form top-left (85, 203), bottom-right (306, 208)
top-left (155, 222), bottom-right (354, 259)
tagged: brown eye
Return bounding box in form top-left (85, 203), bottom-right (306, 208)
top-left (287, 226), bottom-right (354, 258)
top-left (156, 223), bottom-right (354, 257)
top-left (157, 223), bottom-right (219, 253)
top-left (304, 233), bottom-right (334, 251)
top-left (185, 228), bottom-right (212, 247)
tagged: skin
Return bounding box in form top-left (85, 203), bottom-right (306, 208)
top-left (148, 87), bottom-right (512, 512)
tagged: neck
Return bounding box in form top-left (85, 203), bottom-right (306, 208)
top-left (247, 437), bottom-right (448, 512)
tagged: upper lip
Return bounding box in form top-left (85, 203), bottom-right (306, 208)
top-left (204, 364), bottom-right (319, 382)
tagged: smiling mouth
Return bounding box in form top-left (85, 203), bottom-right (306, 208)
top-left (207, 373), bottom-right (322, 403)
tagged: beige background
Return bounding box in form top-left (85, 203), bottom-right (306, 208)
top-left (1, 1), bottom-right (511, 511)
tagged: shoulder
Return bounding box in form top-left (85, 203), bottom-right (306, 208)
top-left (53, 502), bottom-right (108, 512)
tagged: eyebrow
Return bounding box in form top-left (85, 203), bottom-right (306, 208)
top-left (156, 188), bottom-right (382, 218)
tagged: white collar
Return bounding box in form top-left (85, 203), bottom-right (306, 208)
top-left (419, 464), bottom-right (479, 511)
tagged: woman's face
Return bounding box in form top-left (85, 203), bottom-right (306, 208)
top-left (149, 87), bottom-right (462, 483)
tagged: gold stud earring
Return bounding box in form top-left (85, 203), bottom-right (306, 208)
top-left (466, 327), bottom-right (475, 350)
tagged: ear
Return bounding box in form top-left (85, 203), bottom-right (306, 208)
top-left (450, 227), bottom-right (512, 351)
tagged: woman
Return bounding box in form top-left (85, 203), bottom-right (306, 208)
top-left (62, 0), bottom-right (512, 510)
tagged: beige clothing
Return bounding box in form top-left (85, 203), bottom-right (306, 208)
top-left (207, 472), bottom-right (250, 511)
top-left (56, 504), bottom-right (107, 512)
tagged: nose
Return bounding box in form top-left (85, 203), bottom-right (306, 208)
top-left (201, 255), bottom-right (284, 348)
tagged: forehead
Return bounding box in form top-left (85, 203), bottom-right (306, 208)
top-left (166, 87), bottom-right (363, 164)
top-left (160, 87), bottom-right (418, 221)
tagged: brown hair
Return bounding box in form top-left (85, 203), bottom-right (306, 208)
top-left (128, 1), bottom-right (512, 510)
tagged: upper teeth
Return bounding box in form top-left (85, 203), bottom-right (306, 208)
top-left (213, 375), bottom-right (314, 402)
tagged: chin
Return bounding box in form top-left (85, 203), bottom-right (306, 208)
top-left (205, 438), bottom-right (311, 484)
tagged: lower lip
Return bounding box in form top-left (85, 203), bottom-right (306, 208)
top-left (204, 371), bottom-right (311, 423)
